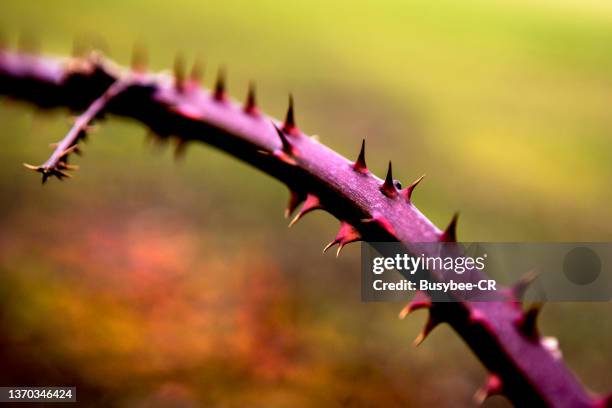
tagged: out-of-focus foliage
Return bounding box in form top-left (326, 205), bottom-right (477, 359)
top-left (0, 0), bottom-right (610, 406)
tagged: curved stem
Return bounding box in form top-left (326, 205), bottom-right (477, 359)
top-left (0, 49), bottom-right (603, 407)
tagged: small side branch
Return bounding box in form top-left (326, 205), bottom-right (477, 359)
top-left (24, 78), bottom-right (130, 183)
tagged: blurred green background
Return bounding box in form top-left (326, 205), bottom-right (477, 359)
top-left (0, 0), bottom-right (611, 406)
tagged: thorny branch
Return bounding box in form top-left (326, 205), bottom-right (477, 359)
top-left (25, 76), bottom-right (130, 182)
top-left (0, 47), bottom-right (609, 407)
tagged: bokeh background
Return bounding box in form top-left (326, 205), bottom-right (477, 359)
top-left (0, 0), bottom-right (611, 406)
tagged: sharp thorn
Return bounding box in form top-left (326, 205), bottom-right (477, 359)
top-left (282, 94), bottom-right (298, 135)
top-left (273, 122), bottom-right (295, 157)
top-left (244, 82), bottom-right (258, 115)
top-left (57, 162), bottom-right (79, 171)
top-left (285, 189), bottom-right (305, 219)
top-left (413, 332), bottom-right (426, 347)
top-left (353, 139), bottom-right (368, 174)
top-left (440, 212), bottom-right (459, 242)
top-left (380, 161), bottom-right (398, 198)
top-left (413, 313), bottom-right (440, 347)
top-left (403, 174), bottom-right (425, 203)
top-left (288, 193), bottom-right (321, 228)
top-left (60, 144), bottom-right (79, 157)
top-left (54, 169), bottom-right (72, 179)
top-left (322, 240), bottom-right (336, 254)
top-left (512, 268), bottom-right (539, 301)
top-left (213, 67), bottom-right (226, 101)
top-left (23, 163), bottom-right (41, 172)
top-left (323, 222), bottom-right (362, 256)
top-left (399, 291), bottom-right (431, 319)
top-left (516, 303), bottom-right (542, 341)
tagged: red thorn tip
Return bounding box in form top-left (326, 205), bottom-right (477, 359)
top-left (440, 213), bottom-right (459, 242)
top-left (353, 139), bottom-right (368, 174)
top-left (323, 222), bottom-right (362, 257)
top-left (380, 161), bottom-right (398, 198)
top-left (413, 313), bottom-right (439, 347)
top-left (403, 174), bottom-right (425, 203)
top-left (244, 82), bottom-right (258, 115)
top-left (474, 374), bottom-right (503, 404)
top-left (282, 94), bottom-right (298, 135)
top-left (213, 68), bottom-right (226, 101)
top-left (285, 189), bottom-right (305, 219)
top-left (174, 54), bottom-right (185, 92)
top-left (399, 291), bottom-right (431, 319)
top-left (516, 303), bottom-right (542, 341)
top-left (289, 194), bottom-right (322, 228)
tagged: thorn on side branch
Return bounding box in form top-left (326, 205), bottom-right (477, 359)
top-left (24, 79), bottom-right (129, 183)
